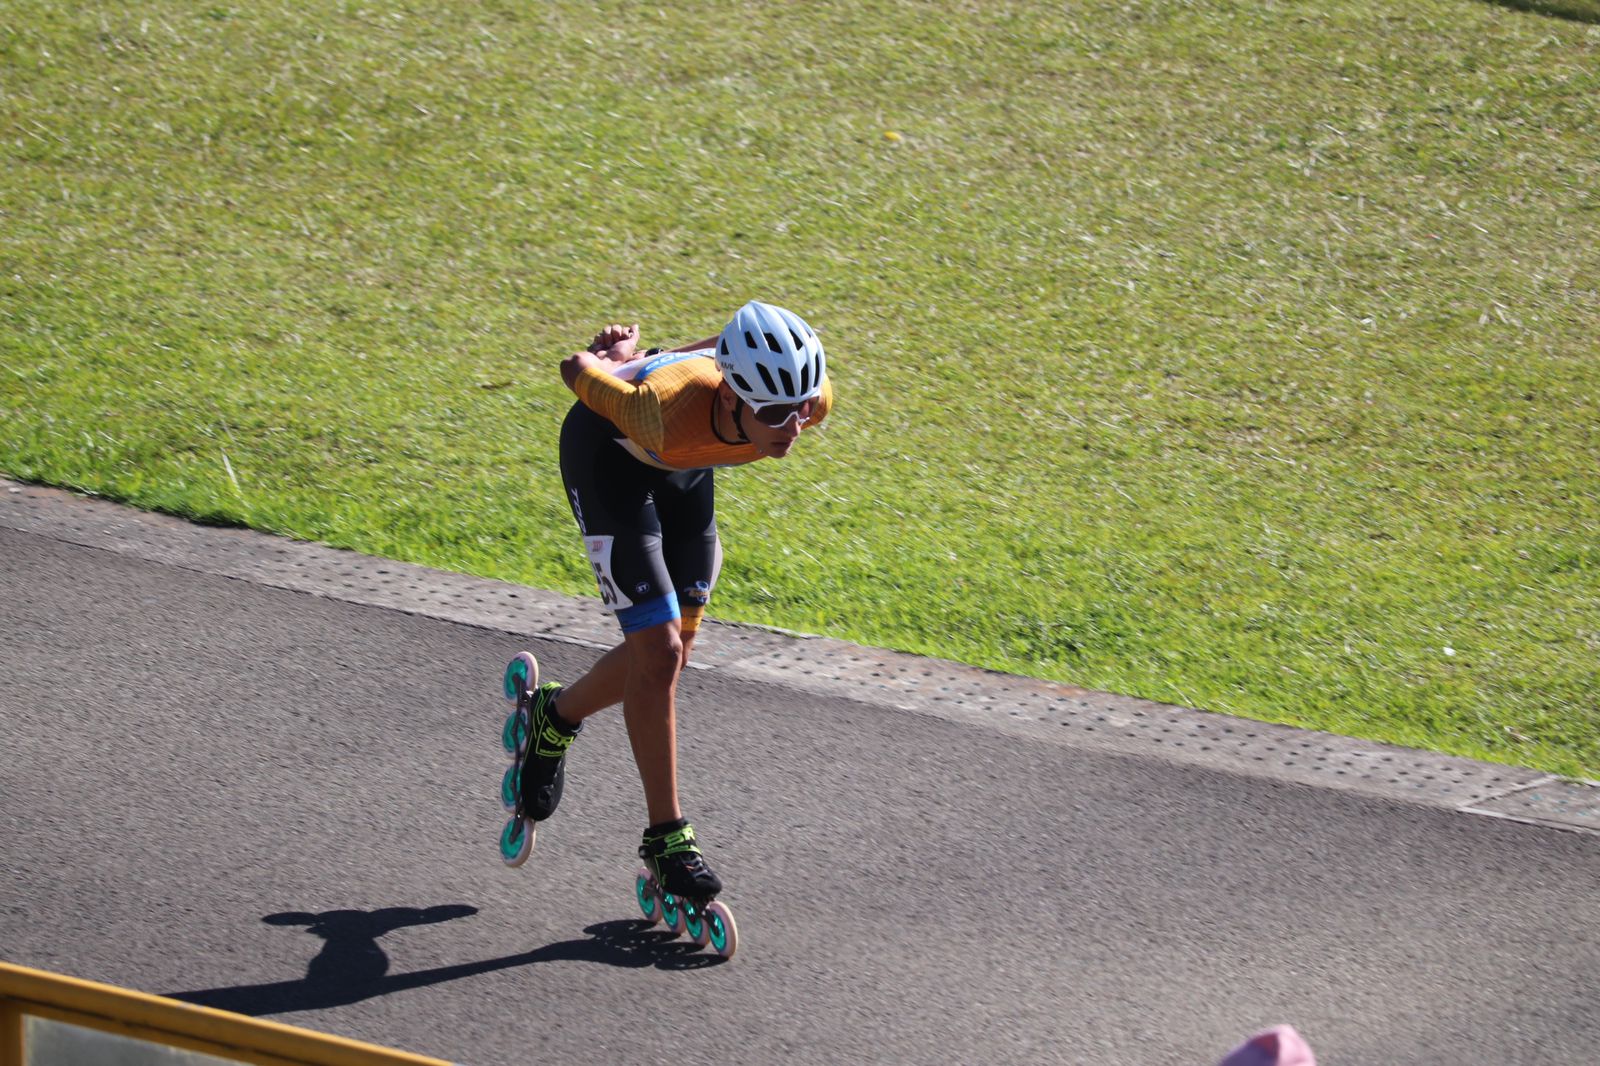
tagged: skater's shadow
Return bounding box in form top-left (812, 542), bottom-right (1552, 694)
top-left (169, 908), bottom-right (721, 1016)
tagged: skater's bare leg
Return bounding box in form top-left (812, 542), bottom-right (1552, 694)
top-left (532, 615), bottom-right (698, 825)
top-left (554, 642), bottom-right (629, 721)
top-left (548, 630), bottom-right (698, 724)
top-left (620, 620), bottom-right (687, 825)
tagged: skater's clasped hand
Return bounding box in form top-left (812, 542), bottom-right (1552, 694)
top-left (588, 322), bottom-right (641, 362)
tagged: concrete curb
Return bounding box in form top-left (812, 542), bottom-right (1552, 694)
top-left (3, 477), bottom-right (1595, 835)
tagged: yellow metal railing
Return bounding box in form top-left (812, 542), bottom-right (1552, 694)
top-left (0, 961), bottom-right (451, 1066)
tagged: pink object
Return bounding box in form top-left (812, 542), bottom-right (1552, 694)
top-left (1216, 1026), bottom-right (1316, 1066)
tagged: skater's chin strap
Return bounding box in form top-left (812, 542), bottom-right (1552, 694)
top-left (712, 396), bottom-right (751, 445)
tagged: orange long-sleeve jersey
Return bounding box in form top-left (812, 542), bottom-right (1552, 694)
top-left (572, 349), bottom-right (833, 471)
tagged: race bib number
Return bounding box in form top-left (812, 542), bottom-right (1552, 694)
top-left (583, 536), bottom-right (634, 611)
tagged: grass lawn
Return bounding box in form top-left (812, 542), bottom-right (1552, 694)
top-left (2, 0), bottom-right (1597, 777)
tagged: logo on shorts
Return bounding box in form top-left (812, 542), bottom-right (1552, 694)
top-left (569, 489), bottom-right (587, 534)
top-left (681, 581), bottom-right (712, 606)
top-left (635, 582), bottom-right (652, 596)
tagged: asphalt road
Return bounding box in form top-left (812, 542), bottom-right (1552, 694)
top-left (2, 520), bottom-right (1597, 1065)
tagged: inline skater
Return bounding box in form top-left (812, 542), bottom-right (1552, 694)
top-left (501, 300), bottom-right (832, 926)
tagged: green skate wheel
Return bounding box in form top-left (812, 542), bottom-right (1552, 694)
top-left (634, 867), bottom-right (662, 925)
top-left (499, 816), bottom-right (534, 867)
top-left (660, 892), bottom-right (685, 936)
top-left (503, 652), bottom-right (538, 702)
top-left (500, 762), bottom-right (519, 813)
top-left (683, 900), bottom-right (706, 944)
top-left (704, 900), bottom-right (737, 959)
top-left (501, 709), bottom-right (527, 754)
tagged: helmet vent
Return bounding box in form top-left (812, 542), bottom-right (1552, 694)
top-left (763, 331), bottom-right (782, 353)
top-left (720, 338), bottom-right (729, 356)
top-left (799, 362), bottom-right (810, 395)
top-left (744, 331), bottom-right (757, 350)
top-left (790, 328), bottom-right (804, 349)
top-left (778, 368), bottom-right (795, 396)
top-left (756, 365), bottom-right (779, 394)
top-left (731, 373), bottom-right (753, 394)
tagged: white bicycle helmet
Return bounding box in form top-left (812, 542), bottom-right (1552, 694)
top-left (716, 301), bottom-right (826, 407)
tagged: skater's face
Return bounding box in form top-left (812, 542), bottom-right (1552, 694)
top-left (720, 385), bottom-right (813, 459)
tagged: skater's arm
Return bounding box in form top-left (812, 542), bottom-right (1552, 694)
top-left (560, 353), bottom-right (667, 450)
top-left (810, 373), bottom-right (835, 427)
top-left (662, 335), bottom-right (718, 354)
top-left (586, 323), bottom-right (715, 360)
top-left (560, 349), bottom-right (607, 392)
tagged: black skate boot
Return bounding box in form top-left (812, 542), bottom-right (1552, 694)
top-left (633, 819), bottom-right (737, 957)
top-left (518, 682), bottom-right (579, 822)
top-left (638, 818), bottom-right (723, 900)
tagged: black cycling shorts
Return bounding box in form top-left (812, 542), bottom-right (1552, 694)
top-left (559, 401), bottom-right (721, 634)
